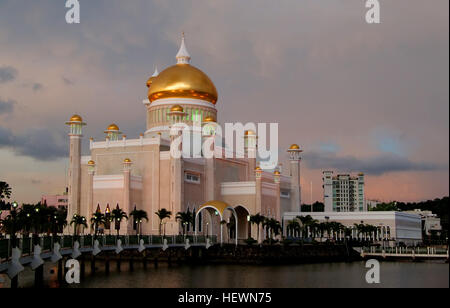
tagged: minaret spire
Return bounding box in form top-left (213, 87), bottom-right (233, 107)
top-left (152, 66), bottom-right (159, 77)
top-left (176, 32), bottom-right (191, 64)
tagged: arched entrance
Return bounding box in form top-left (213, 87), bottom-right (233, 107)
top-left (195, 201), bottom-right (238, 246)
top-left (235, 205), bottom-right (251, 241)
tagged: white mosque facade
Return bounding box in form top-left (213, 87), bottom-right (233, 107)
top-left (65, 36), bottom-right (303, 242)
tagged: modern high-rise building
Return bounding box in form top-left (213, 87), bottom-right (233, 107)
top-left (323, 171), bottom-right (365, 212)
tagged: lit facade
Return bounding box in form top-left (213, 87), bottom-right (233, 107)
top-left (66, 36), bottom-right (302, 241)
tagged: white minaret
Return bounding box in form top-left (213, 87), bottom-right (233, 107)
top-left (86, 159), bottom-right (96, 230)
top-left (66, 115), bottom-right (86, 222)
top-left (202, 116), bottom-right (218, 201)
top-left (169, 111), bottom-right (185, 235)
top-left (287, 144), bottom-right (303, 213)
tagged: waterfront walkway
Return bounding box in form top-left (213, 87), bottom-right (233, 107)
top-left (358, 246), bottom-right (449, 260)
top-left (0, 234), bottom-right (216, 274)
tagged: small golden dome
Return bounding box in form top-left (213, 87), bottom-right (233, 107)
top-left (274, 170), bottom-right (281, 175)
top-left (124, 158), bottom-right (132, 163)
top-left (289, 144), bottom-right (300, 150)
top-left (203, 116), bottom-right (216, 123)
top-left (106, 124), bottom-right (120, 131)
top-left (245, 130), bottom-right (256, 136)
top-left (146, 76), bottom-right (156, 88)
top-left (358, 172), bottom-right (365, 176)
top-left (255, 167), bottom-right (262, 171)
top-left (170, 105), bottom-right (184, 113)
top-left (148, 64), bottom-right (218, 104)
top-left (87, 160), bottom-right (95, 166)
top-left (70, 115), bottom-right (83, 122)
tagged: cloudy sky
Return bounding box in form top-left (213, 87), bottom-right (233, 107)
top-left (0, 0), bottom-right (448, 204)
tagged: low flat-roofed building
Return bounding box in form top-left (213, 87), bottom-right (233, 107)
top-left (283, 211), bottom-right (422, 246)
top-left (404, 209), bottom-right (442, 236)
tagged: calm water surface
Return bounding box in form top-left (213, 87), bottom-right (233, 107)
top-left (1, 261), bottom-right (448, 288)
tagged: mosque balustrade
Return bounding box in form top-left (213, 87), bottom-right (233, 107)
top-left (0, 234), bottom-right (218, 265)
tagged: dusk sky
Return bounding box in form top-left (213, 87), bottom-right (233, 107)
top-left (0, 0), bottom-right (448, 204)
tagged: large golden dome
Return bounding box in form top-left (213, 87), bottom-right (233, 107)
top-left (148, 64), bottom-right (218, 104)
top-left (147, 35), bottom-right (218, 104)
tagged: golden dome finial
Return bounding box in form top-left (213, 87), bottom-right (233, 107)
top-left (170, 105), bottom-right (184, 113)
top-left (70, 115), bottom-right (82, 122)
top-left (66, 114), bottom-right (86, 125)
top-left (146, 67), bottom-right (159, 88)
top-left (288, 144), bottom-right (302, 152)
top-left (203, 116), bottom-right (216, 123)
top-left (106, 124), bottom-right (120, 132)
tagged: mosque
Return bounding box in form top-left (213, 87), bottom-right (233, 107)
top-left (65, 35), bottom-right (303, 243)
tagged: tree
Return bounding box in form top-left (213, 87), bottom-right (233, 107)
top-left (51, 207), bottom-right (67, 236)
top-left (176, 211), bottom-right (193, 236)
top-left (90, 212), bottom-right (106, 238)
top-left (0, 181), bottom-right (11, 201)
top-left (297, 215), bottom-right (318, 239)
top-left (370, 202), bottom-right (398, 211)
top-left (263, 218), bottom-right (282, 244)
top-left (249, 213), bottom-right (265, 243)
top-left (70, 214), bottom-right (87, 236)
top-left (155, 208), bottom-right (172, 236)
top-left (130, 209), bottom-right (148, 235)
top-left (111, 205), bottom-right (128, 236)
top-left (269, 219), bottom-right (282, 240)
top-left (287, 220), bottom-right (301, 238)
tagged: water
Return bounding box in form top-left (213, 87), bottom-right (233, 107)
top-left (1, 261), bottom-right (448, 288)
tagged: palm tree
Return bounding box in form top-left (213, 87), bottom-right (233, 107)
top-left (249, 213), bottom-right (265, 243)
top-left (130, 209), bottom-right (149, 235)
top-left (0, 181), bottom-right (11, 202)
top-left (262, 218), bottom-right (271, 241)
top-left (287, 220), bottom-right (301, 238)
top-left (297, 215), bottom-right (317, 239)
top-left (70, 214), bottom-right (87, 236)
top-left (155, 208), bottom-right (172, 236)
top-left (90, 212), bottom-right (106, 238)
top-left (111, 205), bottom-right (128, 236)
top-left (176, 211), bottom-right (193, 236)
top-left (55, 207), bottom-right (68, 235)
top-left (47, 206), bottom-right (67, 236)
top-left (268, 218), bottom-right (282, 243)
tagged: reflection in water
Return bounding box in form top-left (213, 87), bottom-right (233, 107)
top-left (70, 261), bottom-right (448, 288)
top-left (0, 261), bottom-right (448, 288)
